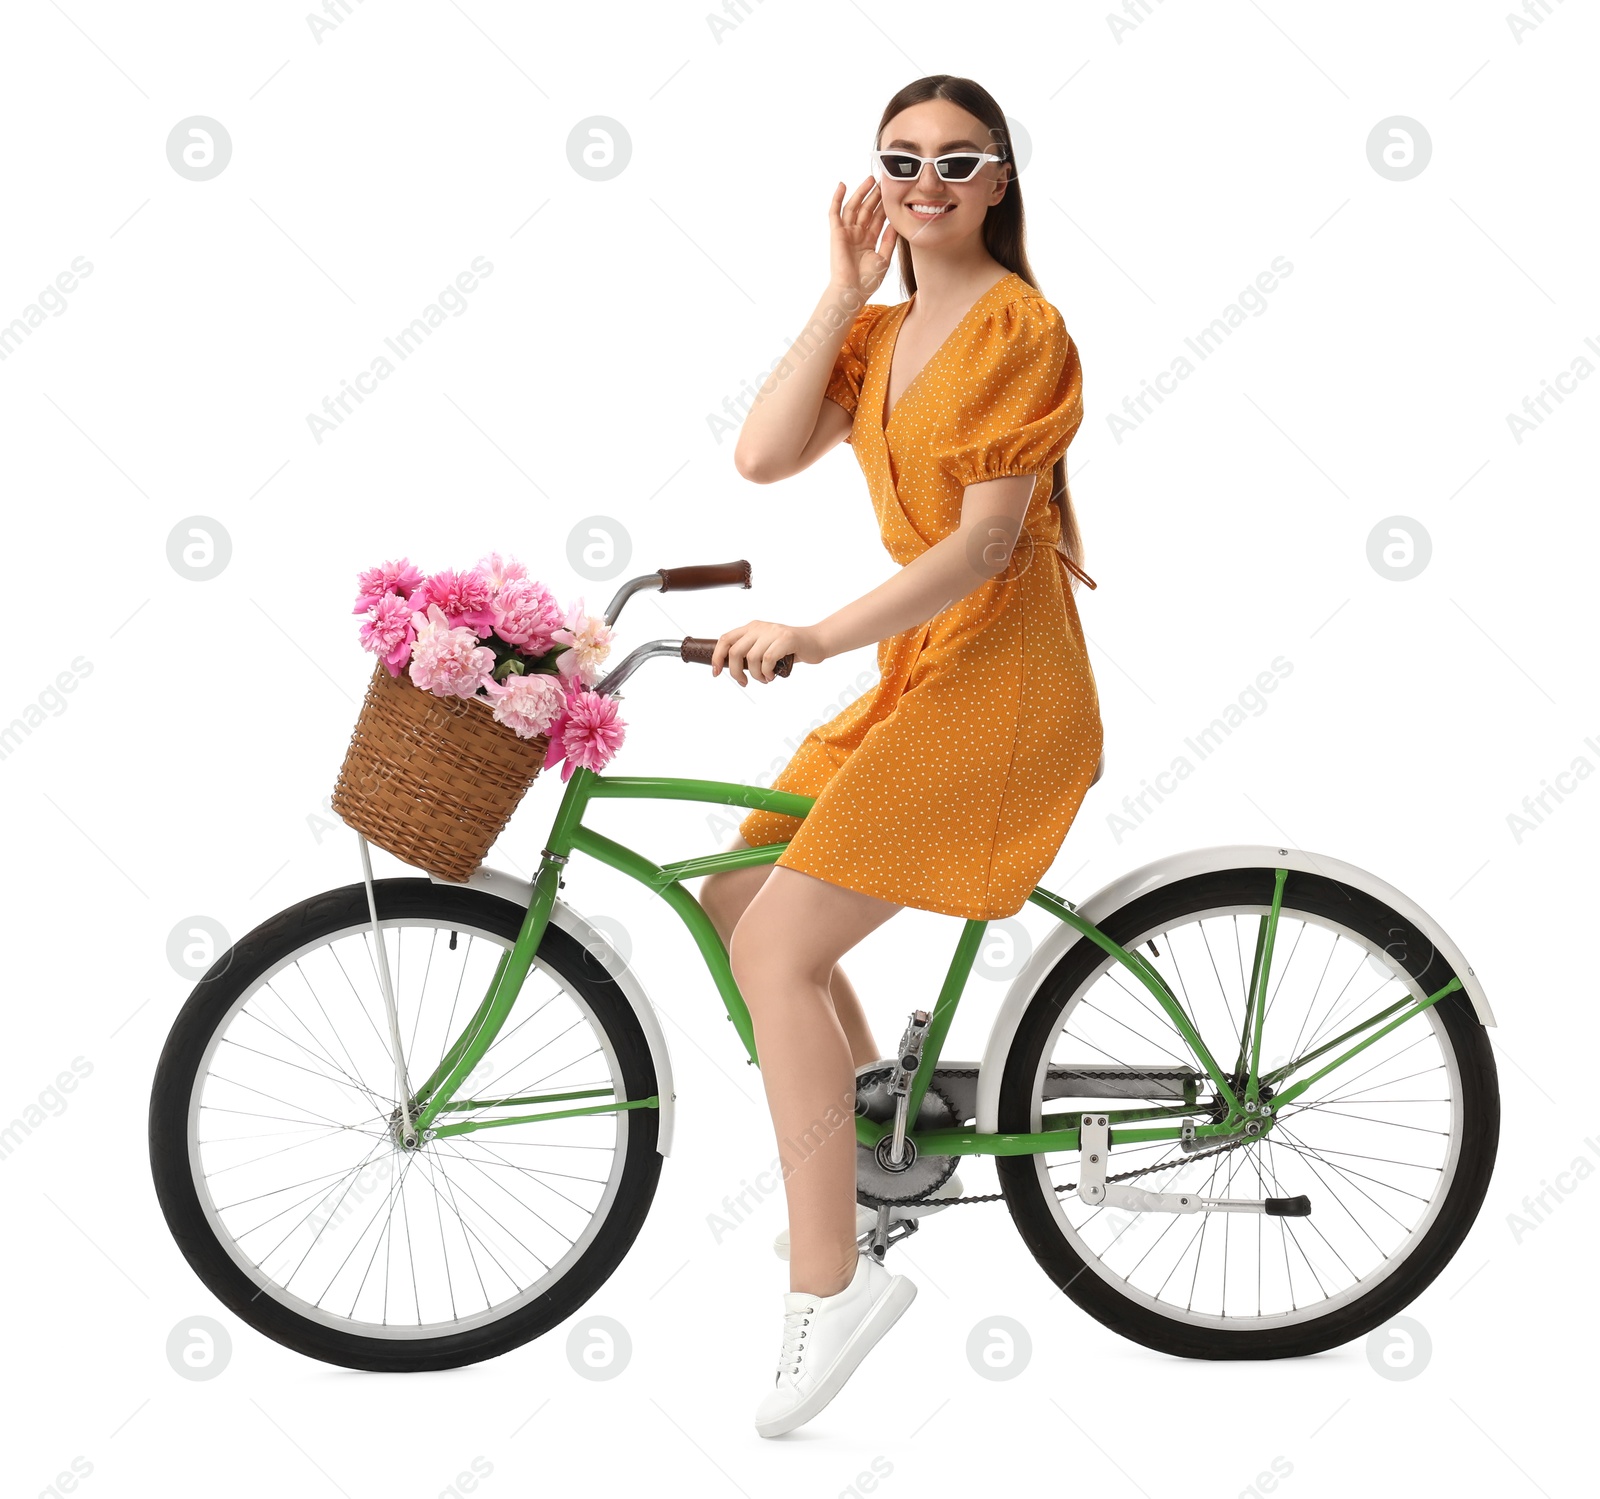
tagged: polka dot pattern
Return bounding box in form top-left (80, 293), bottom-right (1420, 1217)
top-left (739, 272), bottom-right (1104, 920)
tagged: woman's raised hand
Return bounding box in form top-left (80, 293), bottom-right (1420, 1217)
top-left (829, 176), bottom-right (898, 299)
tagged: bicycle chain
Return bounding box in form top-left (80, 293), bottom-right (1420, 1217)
top-left (897, 1067), bottom-right (1251, 1207)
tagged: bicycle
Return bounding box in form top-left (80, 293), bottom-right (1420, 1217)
top-left (148, 559), bottom-right (1500, 1371)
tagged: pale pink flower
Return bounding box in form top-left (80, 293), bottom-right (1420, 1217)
top-left (408, 604), bottom-right (495, 698)
top-left (353, 558), bottom-right (424, 614)
top-left (492, 577), bottom-right (564, 652)
top-left (412, 568), bottom-right (497, 634)
top-left (551, 598), bottom-right (615, 686)
top-left (483, 671), bottom-right (565, 739)
top-left (358, 592), bottom-right (417, 676)
top-left (476, 552), bottom-right (529, 594)
top-left (543, 682), bottom-right (626, 781)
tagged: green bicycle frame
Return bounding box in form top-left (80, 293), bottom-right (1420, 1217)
top-left (406, 767), bottom-right (1462, 1161)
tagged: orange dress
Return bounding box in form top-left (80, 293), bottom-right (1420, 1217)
top-left (738, 270), bottom-right (1103, 920)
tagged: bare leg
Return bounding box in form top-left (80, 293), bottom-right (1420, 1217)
top-left (729, 864), bottom-right (904, 1297)
top-left (700, 836), bottom-right (879, 1067)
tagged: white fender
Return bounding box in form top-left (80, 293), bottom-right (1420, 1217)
top-left (431, 866), bottom-right (675, 1156)
top-left (975, 844), bottom-right (1494, 1135)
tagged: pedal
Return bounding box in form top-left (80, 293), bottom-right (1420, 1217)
top-left (888, 1011), bottom-right (931, 1096)
top-left (882, 1010), bottom-right (931, 1171)
top-left (864, 1207), bottom-right (919, 1262)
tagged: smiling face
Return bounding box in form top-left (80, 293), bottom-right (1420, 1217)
top-left (874, 98), bottom-right (1010, 249)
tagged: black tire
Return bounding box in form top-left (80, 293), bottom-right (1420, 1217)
top-left (149, 878), bottom-right (662, 1372)
top-left (996, 866), bottom-right (1499, 1360)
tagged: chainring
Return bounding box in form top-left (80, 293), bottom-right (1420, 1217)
top-left (854, 1064), bottom-right (960, 1208)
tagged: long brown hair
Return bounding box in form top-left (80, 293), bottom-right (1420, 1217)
top-left (873, 75), bottom-right (1088, 587)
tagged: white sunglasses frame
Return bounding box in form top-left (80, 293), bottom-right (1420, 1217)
top-left (870, 147), bottom-right (1008, 184)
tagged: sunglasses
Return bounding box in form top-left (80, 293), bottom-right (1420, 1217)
top-left (871, 147), bottom-right (1007, 183)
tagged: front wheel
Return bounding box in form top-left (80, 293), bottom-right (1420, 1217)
top-left (149, 878), bottom-right (662, 1371)
top-left (996, 866), bottom-right (1499, 1359)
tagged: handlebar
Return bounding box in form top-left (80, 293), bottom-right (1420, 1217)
top-left (601, 558), bottom-right (753, 627)
top-left (681, 637), bottom-right (794, 675)
top-left (589, 560), bottom-right (797, 696)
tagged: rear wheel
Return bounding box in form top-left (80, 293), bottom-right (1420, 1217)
top-left (149, 878), bottom-right (662, 1371)
top-left (996, 866), bottom-right (1498, 1359)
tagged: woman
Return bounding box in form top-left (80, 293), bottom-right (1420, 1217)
top-left (699, 74), bottom-right (1103, 1438)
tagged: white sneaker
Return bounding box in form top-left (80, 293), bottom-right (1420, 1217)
top-left (771, 1173), bottom-right (965, 1260)
top-left (754, 1252), bottom-right (917, 1438)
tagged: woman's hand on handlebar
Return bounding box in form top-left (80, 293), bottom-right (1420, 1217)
top-left (711, 621), bottom-right (826, 686)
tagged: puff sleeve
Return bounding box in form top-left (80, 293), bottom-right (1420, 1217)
top-left (822, 302), bottom-right (890, 433)
top-left (945, 298), bottom-right (1083, 488)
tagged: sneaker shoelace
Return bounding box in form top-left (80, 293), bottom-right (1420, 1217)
top-left (775, 1306), bottom-right (813, 1381)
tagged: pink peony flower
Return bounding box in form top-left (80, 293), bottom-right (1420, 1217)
top-left (476, 552), bottom-right (529, 594)
top-left (353, 557), bottom-right (424, 614)
top-left (408, 604), bottom-right (495, 698)
top-left (493, 577), bottom-right (565, 652)
top-left (358, 592), bottom-right (417, 676)
top-left (551, 598), bottom-right (615, 687)
top-left (542, 681), bottom-right (626, 781)
top-left (412, 568), bottom-right (497, 635)
top-left (483, 671), bottom-right (565, 739)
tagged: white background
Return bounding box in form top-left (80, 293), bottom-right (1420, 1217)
top-left (2, 1), bottom-right (1595, 1495)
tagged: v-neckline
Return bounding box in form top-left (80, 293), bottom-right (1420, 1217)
top-left (880, 270), bottom-right (1018, 432)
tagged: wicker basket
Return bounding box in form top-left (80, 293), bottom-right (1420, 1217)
top-left (331, 664), bottom-right (550, 882)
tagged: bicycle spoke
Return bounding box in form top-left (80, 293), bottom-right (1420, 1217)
top-left (437, 1135), bottom-right (610, 1193)
top-left (218, 1035), bottom-right (385, 1107)
top-left (203, 1124), bottom-right (387, 1179)
top-left (1281, 937), bottom-right (1342, 1068)
top-left (1197, 917), bottom-right (1243, 1059)
top-left (265, 1136), bottom-right (393, 1289)
top-left (1304, 1038), bottom-right (1436, 1106)
top-left (1269, 1135), bottom-right (1433, 1208)
top-left (1272, 1123), bottom-right (1421, 1234)
top-left (245, 992), bottom-right (388, 1112)
top-left (1258, 919), bottom-right (1306, 1029)
top-left (327, 944), bottom-right (395, 1066)
top-left (185, 914), bottom-right (633, 1336)
top-left (200, 1102), bottom-right (387, 1135)
top-left (1073, 994), bottom-right (1193, 1066)
top-left (1100, 968), bottom-right (1199, 1065)
top-left (406, 927), bottom-right (438, 1067)
top-left (1319, 1061), bottom-right (1445, 1105)
top-left (1034, 903), bottom-right (1463, 1331)
top-left (292, 960), bottom-right (381, 1101)
top-left (431, 1136), bottom-right (576, 1254)
top-left (1159, 936), bottom-right (1209, 1067)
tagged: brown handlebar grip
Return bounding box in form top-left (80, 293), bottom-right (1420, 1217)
top-left (657, 560), bottom-right (752, 593)
top-left (681, 637), bottom-right (794, 676)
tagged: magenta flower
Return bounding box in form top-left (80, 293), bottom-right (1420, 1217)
top-left (408, 604), bottom-right (495, 699)
top-left (543, 682), bottom-right (626, 780)
top-left (358, 592), bottom-right (417, 676)
top-left (483, 671), bottom-right (565, 739)
top-left (476, 552), bottom-right (529, 594)
top-left (493, 577), bottom-right (565, 652)
top-left (412, 568), bottom-right (497, 634)
top-left (353, 558), bottom-right (424, 615)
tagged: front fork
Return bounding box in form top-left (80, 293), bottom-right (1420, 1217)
top-left (404, 847), bottom-right (567, 1138)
